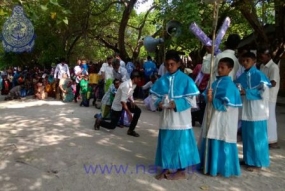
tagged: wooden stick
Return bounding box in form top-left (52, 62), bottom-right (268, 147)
top-left (203, 0), bottom-right (220, 174)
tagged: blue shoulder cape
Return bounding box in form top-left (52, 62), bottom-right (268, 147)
top-left (150, 70), bottom-right (199, 112)
top-left (235, 66), bottom-right (271, 100)
top-left (207, 76), bottom-right (242, 111)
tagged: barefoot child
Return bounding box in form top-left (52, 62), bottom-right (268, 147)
top-left (150, 50), bottom-right (200, 180)
top-left (199, 57), bottom-right (242, 177)
top-left (235, 52), bottom-right (271, 171)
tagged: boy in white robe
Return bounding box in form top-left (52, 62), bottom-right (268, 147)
top-left (236, 52), bottom-right (271, 171)
top-left (199, 57), bottom-right (242, 177)
top-left (150, 50), bottom-right (200, 180)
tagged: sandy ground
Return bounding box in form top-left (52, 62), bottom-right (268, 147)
top-left (0, 95), bottom-right (285, 191)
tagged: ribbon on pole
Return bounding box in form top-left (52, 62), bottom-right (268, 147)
top-left (189, 23), bottom-right (212, 47)
top-left (189, 17), bottom-right (231, 55)
top-left (215, 17), bottom-right (231, 54)
top-left (2, 6), bottom-right (35, 53)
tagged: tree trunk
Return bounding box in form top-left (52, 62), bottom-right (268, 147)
top-left (118, 0), bottom-right (138, 61)
top-left (272, 0), bottom-right (285, 63)
top-left (236, 0), bottom-right (269, 44)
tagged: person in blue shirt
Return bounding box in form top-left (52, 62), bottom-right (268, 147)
top-left (125, 58), bottom-right (135, 75)
top-left (143, 56), bottom-right (157, 82)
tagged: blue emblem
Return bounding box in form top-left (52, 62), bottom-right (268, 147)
top-left (2, 6), bottom-right (35, 53)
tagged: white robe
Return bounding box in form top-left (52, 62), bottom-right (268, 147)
top-left (201, 104), bottom-right (239, 143)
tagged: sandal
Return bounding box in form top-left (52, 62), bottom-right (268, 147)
top-left (155, 170), bottom-right (170, 180)
top-left (127, 130), bottom-right (140, 137)
top-left (166, 170), bottom-right (186, 180)
top-left (246, 166), bottom-right (261, 172)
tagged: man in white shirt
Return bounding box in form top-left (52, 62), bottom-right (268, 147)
top-left (112, 58), bottom-right (129, 82)
top-left (212, 34), bottom-right (241, 82)
top-left (99, 56), bottom-right (114, 92)
top-left (74, 59), bottom-right (82, 102)
top-left (94, 71), bottom-right (142, 137)
top-left (259, 48), bottom-right (280, 149)
top-left (158, 63), bottom-right (166, 77)
top-left (115, 52), bottom-right (126, 68)
top-left (54, 58), bottom-right (70, 99)
top-left (54, 58), bottom-right (70, 80)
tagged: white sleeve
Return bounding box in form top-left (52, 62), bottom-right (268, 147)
top-left (98, 65), bottom-right (105, 75)
top-left (66, 65), bottom-right (70, 78)
top-left (142, 81), bottom-right (152, 90)
top-left (54, 65), bottom-right (59, 78)
top-left (120, 86), bottom-right (129, 103)
top-left (270, 65), bottom-right (280, 83)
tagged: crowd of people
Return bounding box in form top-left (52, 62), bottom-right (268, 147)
top-left (0, 34), bottom-right (281, 180)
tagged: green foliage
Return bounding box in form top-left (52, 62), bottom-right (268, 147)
top-left (0, 0), bottom-right (280, 68)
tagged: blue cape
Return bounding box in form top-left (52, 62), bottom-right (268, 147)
top-left (150, 70), bottom-right (199, 112)
top-left (150, 70), bottom-right (199, 99)
top-left (209, 76), bottom-right (242, 111)
top-left (235, 66), bottom-right (271, 100)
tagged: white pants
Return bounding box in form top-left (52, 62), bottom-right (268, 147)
top-left (267, 102), bottom-right (278, 143)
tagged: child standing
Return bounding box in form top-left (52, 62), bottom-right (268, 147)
top-left (150, 50), bottom-right (200, 180)
top-left (235, 52), bottom-right (271, 171)
top-left (80, 75), bottom-right (89, 107)
top-left (199, 57), bottom-right (242, 177)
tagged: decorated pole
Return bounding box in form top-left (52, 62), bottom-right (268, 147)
top-left (202, 0), bottom-right (220, 174)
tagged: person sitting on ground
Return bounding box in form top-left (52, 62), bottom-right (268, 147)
top-left (59, 73), bottom-right (74, 102)
top-left (95, 79), bottom-right (121, 120)
top-left (5, 84), bottom-right (23, 100)
top-left (1, 75), bottom-right (11, 95)
top-left (35, 78), bottom-right (47, 100)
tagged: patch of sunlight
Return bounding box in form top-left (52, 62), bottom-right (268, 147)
top-left (41, 135), bottom-right (68, 144)
top-left (2, 182), bottom-right (17, 191)
top-left (135, 179), bottom-right (166, 191)
top-left (228, 187), bottom-right (243, 191)
top-left (53, 122), bottom-right (65, 127)
top-left (0, 100), bottom-right (65, 109)
top-left (29, 178), bottom-right (42, 190)
top-left (73, 132), bottom-right (93, 137)
top-left (259, 170), bottom-right (274, 177)
top-left (96, 138), bottom-right (115, 146)
top-left (4, 175), bottom-right (11, 181)
top-left (0, 160), bottom-right (9, 170)
top-left (135, 154), bottom-right (147, 159)
top-left (117, 146), bottom-right (131, 152)
top-left (42, 174), bottom-right (54, 180)
top-left (105, 175), bottom-right (112, 180)
top-left (141, 121), bottom-right (156, 127)
top-left (271, 154), bottom-right (285, 159)
top-left (146, 129), bottom-right (158, 137)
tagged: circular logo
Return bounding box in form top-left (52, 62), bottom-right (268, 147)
top-left (2, 6), bottom-right (35, 52)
